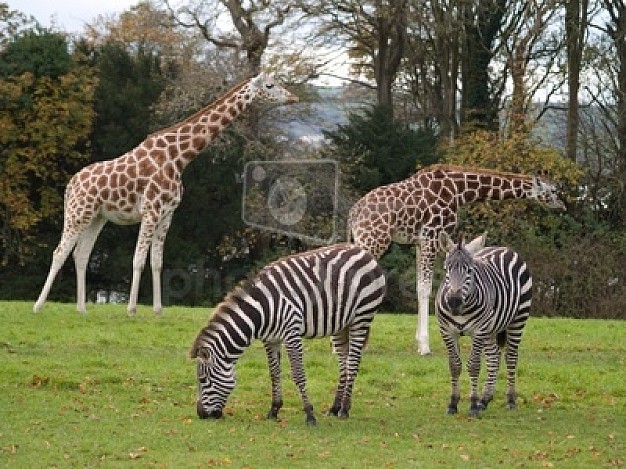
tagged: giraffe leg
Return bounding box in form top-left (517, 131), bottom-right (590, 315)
top-left (128, 216), bottom-right (157, 316)
top-left (149, 213), bottom-right (173, 315)
top-left (33, 230), bottom-right (80, 313)
top-left (73, 216), bottom-right (107, 313)
top-left (415, 243), bottom-right (436, 355)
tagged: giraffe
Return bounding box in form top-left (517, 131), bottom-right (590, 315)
top-left (34, 73), bottom-right (298, 315)
top-left (347, 164), bottom-right (566, 355)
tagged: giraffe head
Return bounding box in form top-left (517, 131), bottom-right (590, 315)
top-left (530, 171), bottom-right (566, 211)
top-left (249, 73), bottom-right (299, 104)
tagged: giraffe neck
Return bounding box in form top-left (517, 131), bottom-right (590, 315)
top-left (451, 169), bottom-right (533, 207)
top-left (142, 77), bottom-right (255, 172)
top-left (415, 165), bottom-right (534, 208)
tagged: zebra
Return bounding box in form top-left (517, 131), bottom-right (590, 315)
top-left (190, 243), bottom-right (387, 425)
top-left (435, 232), bottom-right (532, 417)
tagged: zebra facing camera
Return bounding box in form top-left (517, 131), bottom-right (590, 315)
top-left (242, 160), bottom-right (339, 244)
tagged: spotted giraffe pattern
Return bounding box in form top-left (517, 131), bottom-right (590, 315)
top-left (34, 73), bottom-right (298, 315)
top-left (347, 164), bottom-right (565, 354)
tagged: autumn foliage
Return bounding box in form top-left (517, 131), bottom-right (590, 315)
top-left (0, 32), bottom-right (96, 264)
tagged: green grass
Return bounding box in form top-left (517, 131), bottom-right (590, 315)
top-left (0, 301), bottom-right (624, 468)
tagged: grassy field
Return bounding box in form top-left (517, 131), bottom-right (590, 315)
top-left (0, 301), bottom-right (623, 468)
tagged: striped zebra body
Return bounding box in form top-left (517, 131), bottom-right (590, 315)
top-left (435, 232), bottom-right (532, 417)
top-left (190, 243), bottom-right (387, 425)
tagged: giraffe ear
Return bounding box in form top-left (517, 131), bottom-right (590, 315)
top-left (465, 232), bottom-right (487, 255)
top-left (438, 231), bottom-right (454, 252)
top-left (251, 72), bottom-right (268, 85)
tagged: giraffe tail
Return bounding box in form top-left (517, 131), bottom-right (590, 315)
top-left (346, 199), bottom-right (361, 243)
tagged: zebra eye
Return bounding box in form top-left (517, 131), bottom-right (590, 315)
top-left (265, 83), bottom-right (275, 89)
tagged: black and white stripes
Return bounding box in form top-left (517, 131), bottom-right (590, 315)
top-left (435, 232), bottom-right (532, 417)
top-left (190, 243), bottom-right (387, 425)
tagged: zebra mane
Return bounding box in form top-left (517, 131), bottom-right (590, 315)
top-left (418, 164), bottom-right (533, 181)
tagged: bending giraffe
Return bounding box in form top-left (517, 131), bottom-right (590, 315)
top-left (34, 73), bottom-right (298, 315)
top-left (347, 164), bottom-right (565, 355)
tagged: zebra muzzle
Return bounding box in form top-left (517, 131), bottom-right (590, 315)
top-left (447, 293), bottom-right (463, 314)
top-left (197, 401), bottom-right (223, 419)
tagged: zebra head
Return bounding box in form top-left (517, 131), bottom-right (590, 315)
top-left (190, 345), bottom-right (236, 419)
top-left (530, 171), bottom-right (566, 211)
top-left (439, 232), bottom-right (487, 315)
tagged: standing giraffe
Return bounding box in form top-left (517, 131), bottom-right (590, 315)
top-left (347, 164), bottom-right (565, 355)
top-left (34, 73), bottom-right (298, 315)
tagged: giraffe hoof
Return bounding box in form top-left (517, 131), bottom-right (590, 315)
top-left (418, 347), bottom-right (432, 356)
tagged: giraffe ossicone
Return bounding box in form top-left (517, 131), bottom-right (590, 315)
top-left (33, 73), bottom-right (298, 315)
top-left (347, 164), bottom-right (565, 355)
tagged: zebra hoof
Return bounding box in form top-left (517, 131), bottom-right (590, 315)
top-left (267, 410), bottom-right (279, 420)
top-left (468, 408), bottom-right (482, 418)
top-left (326, 407), bottom-right (339, 417)
top-left (507, 402), bottom-right (517, 410)
top-left (337, 409), bottom-right (349, 419)
top-left (306, 415), bottom-right (317, 426)
top-left (446, 406), bottom-right (458, 415)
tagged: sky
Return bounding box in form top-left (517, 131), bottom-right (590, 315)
top-left (13, 0), bottom-right (141, 33)
top-left (12, 0), bottom-right (350, 86)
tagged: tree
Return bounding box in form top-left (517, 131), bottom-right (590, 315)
top-left (403, 0), bottom-right (463, 140)
top-left (163, 0), bottom-right (292, 75)
top-left (460, 0), bottom-right (507, 130)
top-left (502, 0), bottom-right (560, 134)
top-left (323, 104), bottom-right (438, 193)
top-left (84, 42), bottom-right (167, 160)
top-left (563, 0), bottom-right (591, 161)
top-left (305, 0), bottom-right (408, 112)
top-left (0, 28), bottom-right (96, 264)
top-left (604, 0), bottom-right (626, 228)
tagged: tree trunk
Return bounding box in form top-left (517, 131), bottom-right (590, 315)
top-left (460, 0), bottom-right (507, 131)
top-left (607, 2), bottom-right (626, 228)
top-left (373, 0), bottom-right (407, 114)
top-left (564, 0), bottom-right (588, 162)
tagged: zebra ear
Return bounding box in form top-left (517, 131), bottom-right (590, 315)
top-left (189, 340), bottom-right (213, 363)
top-left (465, 232), bottom-right (487, 255)
top-left (438, 231), bottom-right (454, 252)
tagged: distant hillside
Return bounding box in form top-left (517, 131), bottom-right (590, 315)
top-left (266, 85), bottom-right (375, 147)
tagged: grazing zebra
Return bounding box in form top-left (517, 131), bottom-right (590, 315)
top-left (435, 232), bottom-right (532, 417)
top-left (190, 243), bottom-right (387, 425)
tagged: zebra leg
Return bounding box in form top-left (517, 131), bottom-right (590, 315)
top-left (467, 338), bottom-right (485, 417)
top-left (328, 329), bottom-right (349, 417)
top-left (504, 330), bottom-right (524, 410)
top-left (284, 337), bottom-right (316, 426)
top-left (479, 338), bottom-right (501, 412)
top-left (263, 341), bottom-right (283, 420)
top-left (441, 330), bottom-right (462, 414)
top-left (337, 327), bottom-right (369, 419)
